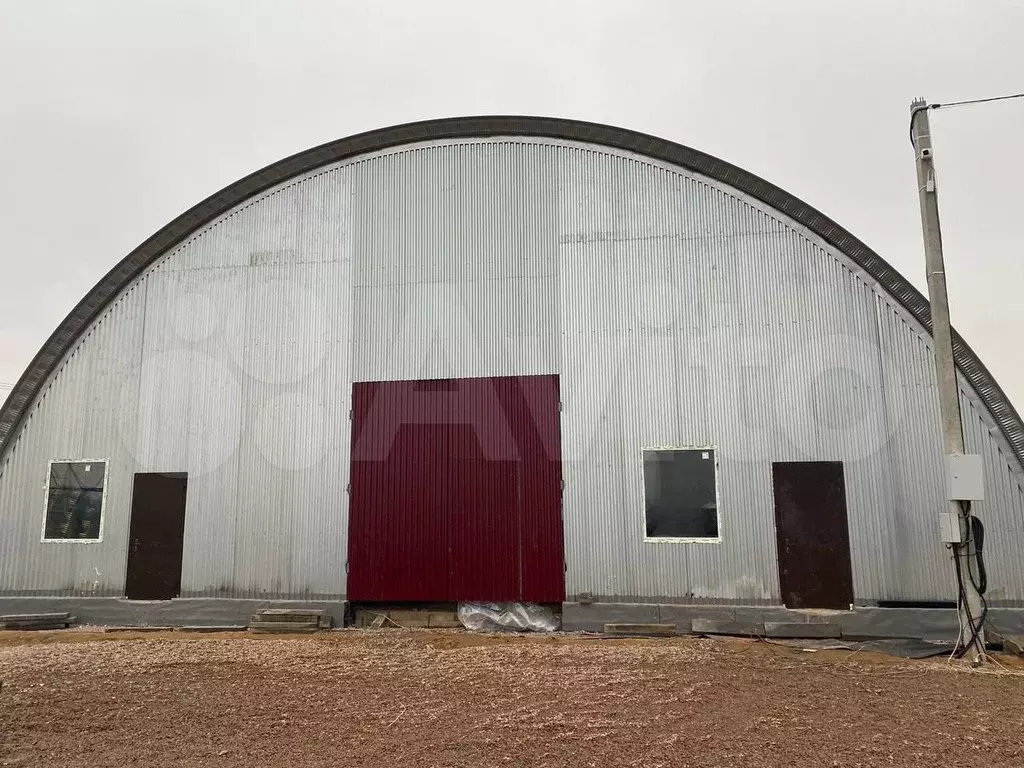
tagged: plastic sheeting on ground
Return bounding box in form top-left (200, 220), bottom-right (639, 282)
top-left (457, 602), bottom-right (561, 633)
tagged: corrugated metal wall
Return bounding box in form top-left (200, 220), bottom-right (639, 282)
top-left (0, 284), bottom-right (146, 595)
top-left (349, 142), bottom-right (561, 383)
top-left (1, 137), bottom-right (1022, 604)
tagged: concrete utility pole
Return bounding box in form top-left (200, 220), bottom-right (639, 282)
top-left (910, 98), bottom-right (985, 662)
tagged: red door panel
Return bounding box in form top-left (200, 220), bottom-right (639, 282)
top-left (509, 376), bottom-right (564, 603)
top-left (446, 424), bottom-right (518, 601)
top-left (347, 375), bottom-right (564, 603)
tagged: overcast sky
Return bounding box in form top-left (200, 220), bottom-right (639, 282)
top-left (1, 0), bottom-right (1022, 409)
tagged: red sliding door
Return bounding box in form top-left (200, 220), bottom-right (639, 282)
top-left (347, 375), bottom-right (564, 603)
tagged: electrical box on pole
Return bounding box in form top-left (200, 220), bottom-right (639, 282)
top-left (945, 453), bottom-right (984, 502)
top-left (938, 511), bottom-right (964, 544)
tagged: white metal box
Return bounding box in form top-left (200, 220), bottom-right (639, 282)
top-left (938, 510), bottom-right (965, 544)
top-left (945, 454), bottom-right (984, 501)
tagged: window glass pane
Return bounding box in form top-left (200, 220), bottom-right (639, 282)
top-left (44, 461), bottom-right (105, 540)
top-left (643, 449), bottom-right (718, 538)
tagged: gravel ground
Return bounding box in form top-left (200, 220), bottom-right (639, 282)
top-left (1, 629), bottom-right (1023, 767)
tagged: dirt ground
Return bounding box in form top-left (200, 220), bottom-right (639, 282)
top-left (1, 629), bottom-right (1023, 767)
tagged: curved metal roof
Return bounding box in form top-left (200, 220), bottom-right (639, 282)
top-left (2, 116), bottom-right (1022, 470)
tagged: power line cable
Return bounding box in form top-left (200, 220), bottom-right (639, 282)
top-left (934, 91), bottom-right (1024, 110)
top-left (909, 90), bottom-right (1024, 145)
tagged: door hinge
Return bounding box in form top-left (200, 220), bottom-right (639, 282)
top-left (559, 400), bottom-right (563, 412)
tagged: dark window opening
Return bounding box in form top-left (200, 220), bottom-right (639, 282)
top-left (643, 449), bottom-right (719, 539)
top-left (44, 461), bottom-right (106, 540)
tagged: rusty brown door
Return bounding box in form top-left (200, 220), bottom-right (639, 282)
top-left (771, 461), bottom-right (854, 609)
top-left (125, 473), bottom-right (188, 600)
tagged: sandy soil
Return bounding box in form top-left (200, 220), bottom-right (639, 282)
top-left (1, 628), bottom-right (1022, 767)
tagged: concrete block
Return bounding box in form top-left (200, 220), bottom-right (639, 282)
top-left (764, 622), bottom-right (841, 639)
top-left (691, 618), bottom-right (764, 637)
top-left (258, 608), bottom-right (327, 619)
top-left (248, 627), bottom-right (319, 634)
top-left (247, 620), bottom-right (318, 633)
top-left (0, 618), bottom-right (72, 629)
top-left (0, 612), bottom-right (71, 622)
top-left (733, 606), bottom-right (773, 625)
top-left (256, 609), bottom-right (331, 629)
top-left (427, 612), bottom-right (462, 628)
top-left (100, 625), bottom-right (173, 633)
top-left (988, 609), bottom-right (1024, 635)
top-left (604, 623), bottom-right (676, 637)
top-left (658, 604), bottom-right (727, 632)
top-left (254, 611), bottom-right (324, 624)
top-left (174, 625), bottom-right (246, 633)
top-left (664, 618), bottom-right (693, 635)
top-left (838, 608), bottom-right (959, 640)
top-left (562, 602), bottom-right (660, 633)
top-left (787, 609), bottom-right (850, 624)
top-left (0, 597), bottom-right (348, 630)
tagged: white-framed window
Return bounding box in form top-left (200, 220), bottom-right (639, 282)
top-left (41, 460), bottom-right (108, 542)
top-left (642, 447), bottom-right (720, 542)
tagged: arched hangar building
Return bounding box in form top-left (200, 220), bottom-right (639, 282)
top-left (1, 117), bottom-right (1022, 635)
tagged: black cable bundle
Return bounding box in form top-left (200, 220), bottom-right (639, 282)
top-left (971, 515), bottom-right (987, 594)
top-left (952, 502), bottom-right (988, 658)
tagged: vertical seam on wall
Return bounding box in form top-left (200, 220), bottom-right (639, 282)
top-left (231, 267), bottom-right (254, 597)
top-left (872, 292), bottom-right (900, 600)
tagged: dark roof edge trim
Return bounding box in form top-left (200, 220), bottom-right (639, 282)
top-left (2, 115), bottom-right (1022, 472)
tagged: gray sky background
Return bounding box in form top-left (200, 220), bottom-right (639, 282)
top-left (1, 1), bottom-right (1022, 408)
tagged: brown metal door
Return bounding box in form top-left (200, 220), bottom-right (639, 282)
top-left (125, 473), bottom-right (188, 600)
top-left (771, 461), bottom-right (854, 609)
